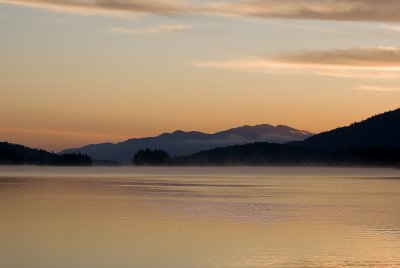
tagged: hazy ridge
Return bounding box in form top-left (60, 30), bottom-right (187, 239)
top-left (61, 124), bottom-right (312, 164)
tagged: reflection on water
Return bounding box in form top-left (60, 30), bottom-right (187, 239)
top-left (0, 166), bottom-right (399, 268)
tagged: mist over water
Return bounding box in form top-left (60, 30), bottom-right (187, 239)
top-left (1, 166), bottom-right (400, 268)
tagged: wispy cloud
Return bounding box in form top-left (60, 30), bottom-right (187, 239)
top-left (264, 21), bottom-right (351, 35)
top-left (210, 0), bottom-right (400, 22)
top-left (3, 0), bottom-right (400, 22)
top-left (381, 24), bottom-right (400, 32)
top-left (356, 85), bottom-right (400, 92)
top-left (195, 47), bottom-right (400, 80)
top-left (108, 24), bottom-right (191, 35)
top-left (0, 0), bottom-right (191, 17)
top-left (0, 127), bottom-right (130, 140)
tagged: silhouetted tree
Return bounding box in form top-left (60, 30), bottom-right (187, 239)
top-left (132, 148), bottom-right (171, 166)
top-left (57, 152), bottom-right (92, 166)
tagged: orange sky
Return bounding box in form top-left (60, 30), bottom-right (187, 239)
top-left (1, 1), bottom-right (400, 151)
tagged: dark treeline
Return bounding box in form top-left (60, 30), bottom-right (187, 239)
top-left (0, 142), bottom-right (92, 166)
top-left (174, 143), bottom-right (400, 167)
top-left (289, 108), bottom-right (400, 150)
top-left (132, 148), bottom-right (171, 166)
top-left (132, 145), bottom-right (400, 167)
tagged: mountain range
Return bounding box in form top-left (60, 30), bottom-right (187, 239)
top-left (176, 109), bottom-right (400, 166)
top-left (2, 108), bottom-right (399, 167)
top-left (61, 124), bottom-right (313, 163)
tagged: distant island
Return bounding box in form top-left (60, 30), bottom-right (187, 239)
top-left (1, 108), bottom-right (400, 167)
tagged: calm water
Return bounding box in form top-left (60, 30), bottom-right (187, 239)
top-left (1, 166), bottom-right (400, 268)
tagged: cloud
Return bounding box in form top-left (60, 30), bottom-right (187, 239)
top-left (108, 24), bottom-right (191, 35)
top-left (0, 126), bottom-right (129, 139)
top-left (356, 85), bottom-right (400, 92)
top-left (381, 24), bottom-right (400, 32)
top-left (0, 0), bottom-right (194, 17)
top-left (210, 0), bottom-right (400, 22)
top-left (263, 21), bottom-right (351, 35)
top-left (3, 0), bottom-right (400, 22)
top-left (195, 47), bottom-right (400, 80)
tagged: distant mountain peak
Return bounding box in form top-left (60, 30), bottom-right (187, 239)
top-left (236, 124), bottom-right (273, 129)
top-left (276, 124), bottom-right (292, 129)
top-left (61, 123), bottom-right (313, 163)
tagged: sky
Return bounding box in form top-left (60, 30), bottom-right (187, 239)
top-left (1, 0), bottom-right (400, 151)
